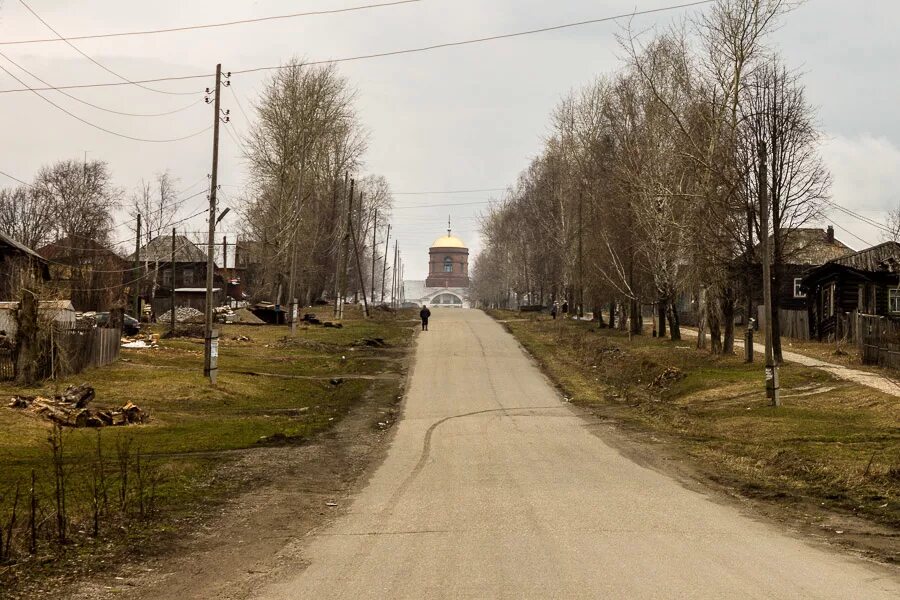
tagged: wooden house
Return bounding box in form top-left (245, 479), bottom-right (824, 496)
top-left (742, 226), bottom-right (852, 338)
top-left (0, 230), bottom-right (49, 298)
top-left (801, 241), bottom-right (900, 340)
top-left (38, 236), bottom-right (129, 311)
top-left (127, 235), bottom-right (225, 317)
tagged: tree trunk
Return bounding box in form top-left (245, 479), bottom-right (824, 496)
top-left (696, 290), bottom-right (708, 349)
top-left (629, 298), bottom-right (642, 335)
top-left (657, 301), bottom-right (667, 338)
top-left (667, 302), bottom-right (681, 341)
top-left (15, 292), bottom-right (40, 385)
top-left (722, 286), bottom-right (735, 355)
top-left (608, 301), bottom-right (616, 329)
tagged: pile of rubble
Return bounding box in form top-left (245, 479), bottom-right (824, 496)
top-left (121, 334), bottom-right (159, 349)
top-left (157, 306), bottom-right (204, 324)
top-left (8, 384), bottom-right (148, 428)
top-left (214, 305), bottom-right (238, 324)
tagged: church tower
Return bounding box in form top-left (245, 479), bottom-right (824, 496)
top-left (426, 220), bottom-right (469, 288)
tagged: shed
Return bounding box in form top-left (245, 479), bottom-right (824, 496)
top-left (0, 299), bottom-right (76, 339)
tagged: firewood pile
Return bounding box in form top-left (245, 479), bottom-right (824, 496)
top-left (8, 384), bottom-right (148, 428)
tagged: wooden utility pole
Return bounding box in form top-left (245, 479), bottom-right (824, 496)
top-left (132, 213), bottom-right (141, 318)
top-left (170, 228), bottom-right (176, 336)
top-left (337, 178), bottom-right (354, 319)
top-left (380, 223), bottom-right (391, 304)
top-left (370, 210), bottom-right (378, 305)
top-left (350, 203), bottom-right (370, 318)
top-left (203, 63), bottom-right (223, 384)
top-left (759, 141), bottom-right (779, 407)
top-left (391, 241), bottom-right (398, 308)
top-left (578, 189), bottom-right (584, 318)
top-left (332, 173), bottom-right (348, 318)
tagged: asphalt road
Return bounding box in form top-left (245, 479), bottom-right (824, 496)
top-left (253, 309), bottom-right (899, 599)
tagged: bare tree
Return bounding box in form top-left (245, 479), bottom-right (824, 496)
top-left (32, 159), bottom-right (120, 244)
top-left (0, 186), bottom-right (56, 249)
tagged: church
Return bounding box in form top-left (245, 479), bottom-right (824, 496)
top-left (403, 226), bottom-right (471, 308)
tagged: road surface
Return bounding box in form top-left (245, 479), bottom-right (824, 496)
top-left (253, 309), bottom-right (898, 599)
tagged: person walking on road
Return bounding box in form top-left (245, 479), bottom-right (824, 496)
top-left (550, 302), bottom-right (558, 320)
top-left (420, 305), bottom-right (431, 331)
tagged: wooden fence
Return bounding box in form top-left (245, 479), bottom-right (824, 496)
top-left (52, 325), bottom-right (121, 378)
top-left (0, 325), bottom-right (121, 381)
top-left (858, 314), bottom-right (900, 369)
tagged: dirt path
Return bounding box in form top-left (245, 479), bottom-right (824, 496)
top-left (682, 328), bottom-right (900, 396)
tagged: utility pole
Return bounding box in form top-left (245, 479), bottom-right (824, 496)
top-left (350, 201), bottom-right (370, 318)
top-left (759, 141), bottom-right (779, 407)
top-left (203, 63), bottom-right (226, 384)
top-left (132, 213), bottom-right (141, 318)
top-left (578, 189), bottom-right (584, 319)
top-left (391, 241), bottom-right (398, 308)
top-left (370, 209), bottom-right (378, 305)
top-left (337, 178), bottom-right (354, 319)
top-left (332, 173), bottom-right (348, 318)
top-left (170, 228), bottom-right (176, 336)
top-left (380, 223), bottom-right (391, 304)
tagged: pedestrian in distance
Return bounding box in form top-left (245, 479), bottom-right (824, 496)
top-left (550, 302), bottom-right (558, 320)
top-left (561, 300), bottom-right (569, 315)
top-left (420, 304), bottom-right (431, 331)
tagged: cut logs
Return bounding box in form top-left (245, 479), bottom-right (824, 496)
top-left (8, 384), bottom-right (148, 428)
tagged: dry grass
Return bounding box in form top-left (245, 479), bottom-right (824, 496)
top-left (0, 306), bottom-right (417, 592)
top-left (489, 310), bottom-right (900, 530)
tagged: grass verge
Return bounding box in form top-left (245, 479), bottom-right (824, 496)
top-left (0, 306), bottom-right (417, 596)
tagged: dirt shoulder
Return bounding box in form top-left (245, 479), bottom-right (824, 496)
top-left (488, 310), bottom-right (900, 565)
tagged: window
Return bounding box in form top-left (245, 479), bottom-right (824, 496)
top-left (183, 267), bottom-right (194, 286)
top-left (793, 278), bottom-right (806, 298)
top-left (162, 269), bottom-right (172, 286)
top-left (443, 256), bottom-right (453, 273)
top-left (889, 289), bottom-right (900, 314)
top-left (824, 283), bottom-right (835, 317)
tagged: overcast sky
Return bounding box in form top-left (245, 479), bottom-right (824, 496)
top-left (0, 0), bottom-right (898, 279)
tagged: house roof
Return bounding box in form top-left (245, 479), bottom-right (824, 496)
top-left (828, 241), bottom-right (900, 272)
top-left (780, 228), bottom-right (853, 265)
top-left (126, 235), bottom-right (207, 264)
top-left (37, 236), bottom-right (124, 263)
top-left (0, 230), bottom-right (48, 263)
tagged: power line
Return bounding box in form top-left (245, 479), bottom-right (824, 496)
top-left (0, 60), bottom-right (212, 142)
top-left (0, 169), bottom-right (30, 186)
top-left (393, 187), bottom-right (505, 195)
top-left (393, 200), bottom-right (493, 210)
top-left (0, 48), bottom-right (204, 117)
top-left (826, 200), bottom-right (892, 235)
top-left (3, 0), bottom-right (424, 45)
top-left (18, 0), bottom-right (199, 96)
top-left (0, 1), bottom-right (714, 94)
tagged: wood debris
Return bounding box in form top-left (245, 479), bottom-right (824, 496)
top-left (8, 384), bottom-right (148, 428)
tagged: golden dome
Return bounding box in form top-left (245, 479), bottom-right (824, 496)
top-left (431, 235), bottom-right (466, 249)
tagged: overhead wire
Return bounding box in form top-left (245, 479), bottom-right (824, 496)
top-left (18, 0), bottom-right (199, 96)
top-left (0, 60), bottom-right (212, 142)
top-left (3, 0), bottom-right (424, 45)
top-left (0, 48), bottom-right (204, 116)
top-left (393, 187), bottom-right (505, 195)
top-left (0, 1), bottom-right (715, 94)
